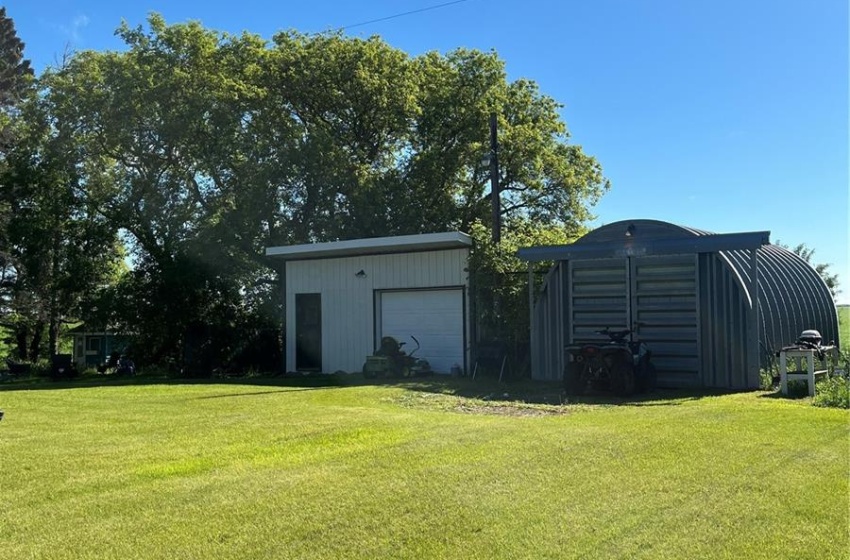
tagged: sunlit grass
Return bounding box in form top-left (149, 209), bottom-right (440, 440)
top-left (1, 378), bottom-right (847, 559)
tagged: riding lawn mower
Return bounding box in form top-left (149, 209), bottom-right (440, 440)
top-left (363, 336), bottom-right (432, 378)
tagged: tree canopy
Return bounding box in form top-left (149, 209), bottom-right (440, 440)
top-left (0, 7), bottom-right (33, 136)
top-left (44, 15), bottom-right (607, 249)
top-left (5, 14), bottom-right (610, 370)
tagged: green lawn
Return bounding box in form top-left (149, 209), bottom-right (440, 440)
top-left (839, 305), bottom-right (849, 348)
top-left (1, 377), bottom-right (847, 560)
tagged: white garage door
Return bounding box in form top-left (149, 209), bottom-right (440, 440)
top-left (380, 289), bottom-right (464, 374)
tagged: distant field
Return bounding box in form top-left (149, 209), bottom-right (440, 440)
top-left (1, 377), bottom-right (847, 560)
top-left (839, 306), bottom-right (849, 347)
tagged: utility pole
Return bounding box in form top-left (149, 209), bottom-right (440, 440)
top-left (489, 112), bottom-right (501, 245)
top-left (488, 113), bottom-right (502, 343)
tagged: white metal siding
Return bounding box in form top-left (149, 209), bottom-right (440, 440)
top-left (380, 290), bottom-right (464, 373)
top-left (285, 248), bottom-right (469, 373)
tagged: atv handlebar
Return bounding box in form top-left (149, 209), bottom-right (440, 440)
top-left (595, 328), bottom-right (631, 342)
top-left (595, 322), bottom-right (648, 342)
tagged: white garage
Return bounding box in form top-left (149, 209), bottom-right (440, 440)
top-left (379, 289), bottom-right (465, 374)
top-left (265, 232), bottom-right (471, 374)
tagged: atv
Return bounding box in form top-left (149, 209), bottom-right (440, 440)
top-left (564, 325), bottom-right (656, 396)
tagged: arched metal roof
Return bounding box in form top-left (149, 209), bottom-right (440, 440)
top-left (575, 219), bottom-right (839, 350)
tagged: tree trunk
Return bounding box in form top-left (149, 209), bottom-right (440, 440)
top-left (48, 316), bottom-right (59, 358)
top-left (29, 321), bottom-right (43, 362)
top-left (47, 227), bottom-right (61, 357)
top-left (15, 323), bottom-right (27, 361)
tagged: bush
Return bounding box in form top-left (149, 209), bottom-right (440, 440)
top-left (759, 367), bottom-right (776, 390)
top-left (831, 348), bottom-right (850, 376)
top-left (6, 360), bottom-right (31, 377)
top-left (30, 359), bottom-right (51, 378)
top-left (813, 374), bottom-right (850, 409)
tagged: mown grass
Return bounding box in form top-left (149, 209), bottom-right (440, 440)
top-left (839, 305), bottom-right (849, 348)
top-left (1, 377), bottom-right (847, 560)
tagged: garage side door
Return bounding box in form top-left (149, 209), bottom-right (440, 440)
top-left (380, 289), bottom-right (464, 374)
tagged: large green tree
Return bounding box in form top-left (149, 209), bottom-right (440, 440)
top-left (41, 14), bottom-right (609, 370)
top-left (1, 94), bottom-right (123, 360)
top-left (0, 7), bottom-right (34, 359)
top-left (41, 16), bottom-right (280, 366)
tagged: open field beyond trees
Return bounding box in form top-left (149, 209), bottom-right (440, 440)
top-left (1, 377), bottom-right (848, 560)
top-left (839, 305), bottom-right (849, 348)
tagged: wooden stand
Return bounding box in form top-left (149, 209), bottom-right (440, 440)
top-left (779, 347), bottom-right (835, 397)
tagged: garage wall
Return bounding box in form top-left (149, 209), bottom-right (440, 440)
top-left (285, 248), bottom-right (469, 373)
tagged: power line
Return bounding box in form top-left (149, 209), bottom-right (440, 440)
top-left (334, 0), bottom-right (473, 32)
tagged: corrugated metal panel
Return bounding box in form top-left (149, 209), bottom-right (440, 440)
top-left (569, 259), bottom-right (628, 343)
top-left (722, 245), bottom-right (839, 355)
top-left (698, 253), bottom-right (749, 388)
top-left (530, 264), bottom-right (565, 381)
top-left (631, 255), bottom-right (699, 387)
top-left (286, 248), bottom-right (469, 372)
top-left (529, 279), bottom-right (548, 379)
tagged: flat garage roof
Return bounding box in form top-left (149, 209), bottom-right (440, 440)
top-left (265, 231), bottom-right (472, 261)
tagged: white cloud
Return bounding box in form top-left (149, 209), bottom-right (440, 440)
top-left (55, 13), bottom-right (90, 44)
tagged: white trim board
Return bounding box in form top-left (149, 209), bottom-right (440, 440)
top-left (266, 231), bottom-right (471, 261)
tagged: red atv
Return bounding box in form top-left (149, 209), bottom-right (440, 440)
top-left (564, 326), bottom-right (656, 397)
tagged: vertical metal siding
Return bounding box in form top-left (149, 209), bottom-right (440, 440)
top-left (723, 245), bottom-right (839, 356)
top-left (549, 264), bottom-right (564, 380)
top-left (698, 253), bottom-right (750, 389)
top-left (286, 248), bottom-right (469, 372)
top-left (529, 279), bottom-right (547, 379)
top-left (631, 255), bottom-right (699, 387)
top-left (530, 264), bottom-right (565, 381)
top-left (530, 272), bottom-right (548, 379)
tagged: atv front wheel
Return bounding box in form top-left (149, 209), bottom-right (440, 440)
top-left (610, 361), bottom-right (636, 396)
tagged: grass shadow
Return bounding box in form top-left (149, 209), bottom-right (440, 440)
top-left (0, 371), bottom-right (349, 393)
top-left (0, 370), bottom-right (747, 407)
top-left (360, 375), bottom-right (736, 407)
top-left (758, 388), bottom-right (810, 401)
top-left (196, 387), bottom-right (337, 399)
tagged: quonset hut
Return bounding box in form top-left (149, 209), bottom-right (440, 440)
top-left (517, 219), bottom-right (839, 390)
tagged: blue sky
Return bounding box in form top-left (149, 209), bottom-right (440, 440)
top-left (6, 0), bottom-right (849, 302)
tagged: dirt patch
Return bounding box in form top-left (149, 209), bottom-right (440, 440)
top-left (396, 392), bottom-right (569, 417)
top-left (452, 401), bottom-right (569, 417)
